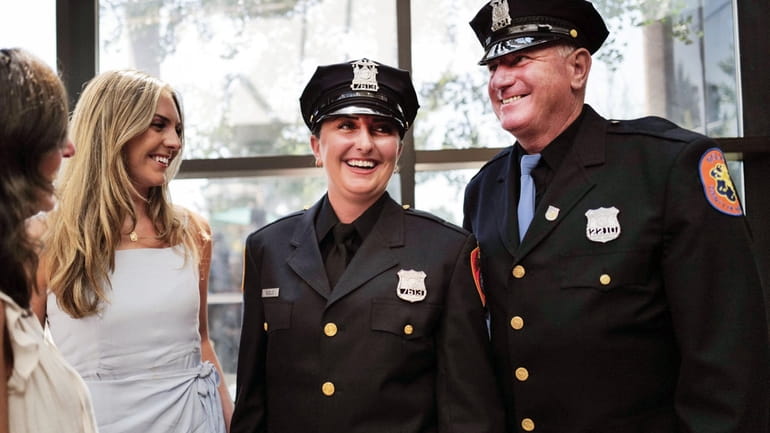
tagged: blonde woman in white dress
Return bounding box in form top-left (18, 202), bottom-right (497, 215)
top-left (36, 70), bottom-right (234, 433)
top-left (0, 47), bottom-right (98, 433)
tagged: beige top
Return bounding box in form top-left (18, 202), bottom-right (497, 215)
top-left (2, 291), bottom-right (98, 433)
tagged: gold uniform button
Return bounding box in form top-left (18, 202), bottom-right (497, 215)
top-left (515, 367), bottom-right (529, 381)
top-left (324, 322), bottom-right (338, 337)
top-left (263, 322), bottom-right (268, 331)
top-left (521, 418), bottom-right (535, 431)
top-left (512, 265), bottom-right (526, 279)
top-left (510, 316), bottom-right (524, 330)
top-left (403, 324), bottom-right (414, 335)
top-left (599, 274), bottom-right (611, 286)
top-left (321, 381), bottom-right (335, 396)
top-left (570, 28), bottom-right (578, 38)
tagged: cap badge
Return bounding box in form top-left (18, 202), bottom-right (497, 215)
top-left (350, 58), bottom-right (379, 92)
top-left (396, 269), bottom-right (427, 303)
top-left (585, 206), bottom-right (621, 243)
top-left (490, 0), bottom-right (512, 32)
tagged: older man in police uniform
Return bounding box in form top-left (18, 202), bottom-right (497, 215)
top-left (463, 0), bottom-right (769, 432)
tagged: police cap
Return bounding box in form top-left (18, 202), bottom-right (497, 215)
top-left (470, 0), bottom-right (609, 65)
top-left (299, 58), bottom-right (419, 136)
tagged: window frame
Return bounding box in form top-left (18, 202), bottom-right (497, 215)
top-left (56, 0), bottom-right (770, 287)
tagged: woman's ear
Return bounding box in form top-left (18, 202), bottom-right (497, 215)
top-left (310, 134), bottom-right (321, 159)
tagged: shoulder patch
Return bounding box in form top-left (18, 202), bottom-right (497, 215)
top-left (698, 148), bottom-right (742, 216)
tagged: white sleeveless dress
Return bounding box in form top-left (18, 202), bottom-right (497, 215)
top-left (2, 291), bottom-right (98, 433)
top-left (46, 247), bottom-right (225, 433)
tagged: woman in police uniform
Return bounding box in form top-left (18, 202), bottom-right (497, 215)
top-left (230, 58), bottom-right (505, 433)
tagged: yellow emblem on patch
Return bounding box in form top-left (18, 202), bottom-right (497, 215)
top-left (699, 148), bottom-right (742, 216)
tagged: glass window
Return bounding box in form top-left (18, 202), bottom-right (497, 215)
top-left (410, 0), bottom-right (512, 150)
top-left (100, 0), bottom-right (398, 158)
top-left (0, 0), bottom-right (57, 68)
top-left (415, 169), bottom-right (478, 226)
top-left (96, 0), bottom-right (745, 386)
top-left (589, 0), bottom-right (739, 137)
top-left (411, 0), bottom-right (741, 148)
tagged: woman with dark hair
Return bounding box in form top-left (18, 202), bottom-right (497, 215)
top-left (0, 47), bottom-right (97, 433)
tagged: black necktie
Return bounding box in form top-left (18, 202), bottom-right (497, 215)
top-left (325, 223), bottom-right (356, 288)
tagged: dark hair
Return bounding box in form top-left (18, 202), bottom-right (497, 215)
top-left (0, 48), bottom-right (69, 308)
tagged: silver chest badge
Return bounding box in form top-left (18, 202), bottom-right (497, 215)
top-left (351, 58), bottom-right (379, 92)
top-left (490, 0), bottom-right (512, 32)
top-left (396, 269), bottom-right (427, 303)
top-left (585, 207), bottom-right (621, 243)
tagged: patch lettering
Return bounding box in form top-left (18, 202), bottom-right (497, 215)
top-left (699, 148), bottom-right (742, 216)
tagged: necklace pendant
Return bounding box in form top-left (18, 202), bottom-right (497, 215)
top-left (129, 231), bottom-right (138, 242)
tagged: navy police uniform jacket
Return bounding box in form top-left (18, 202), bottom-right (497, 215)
top-left (463, 105), bottom-right (769, 433)
top-left (232, 193), bottom-right (505, 433)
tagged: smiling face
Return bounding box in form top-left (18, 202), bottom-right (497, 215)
top-left (487, 44), bottom-right (590, 152)
top-left (122, 91), bottom-right (182, 196)
top-left (311, 114), bottom-right (401, 216)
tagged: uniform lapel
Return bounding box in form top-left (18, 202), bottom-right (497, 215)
top-left (516, 107), bottom-right (608, 259)
top-left (327, 197), bottom-right (403, 306)
top-left (286, 199), bottom-right (333, 299)
top-left (496, 148), bottom-right (522, 257)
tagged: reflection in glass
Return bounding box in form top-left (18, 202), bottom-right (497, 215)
top-left (100, 0), bottom-right (397, 158)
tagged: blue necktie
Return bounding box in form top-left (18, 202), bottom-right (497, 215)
top-left (518, 154), bottom-right (541, 241)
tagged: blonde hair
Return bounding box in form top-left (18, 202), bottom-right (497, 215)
top-left (45, 70), bottom-right (203, 318)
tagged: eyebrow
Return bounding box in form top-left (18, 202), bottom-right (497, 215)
top-left (153, 113), bottom-right (182, 128)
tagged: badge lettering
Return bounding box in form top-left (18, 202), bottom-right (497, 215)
top-left (585, 207), bottom-right (621, 243)
top-left (396, 269), bottom-right (427, 303)
top-left (490, 0), bottom-right (512, 32)
top-left (350, 58), bottom-right (379, 92)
